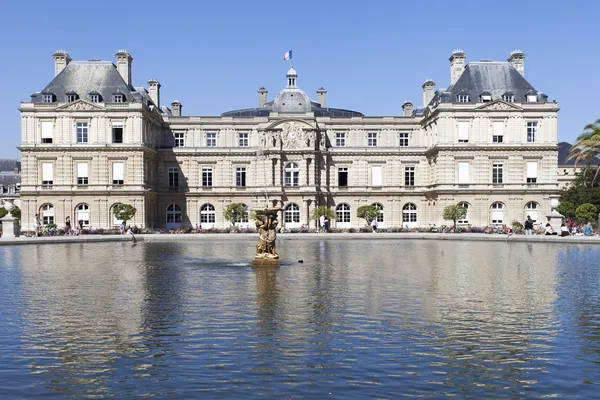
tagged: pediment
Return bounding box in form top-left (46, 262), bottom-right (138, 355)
top-left (475, 100), bottom-right (522, 111)
top-left (56, 100), bottom-right (104, 111)
top-left (265, 118), bottom-right (316, 131)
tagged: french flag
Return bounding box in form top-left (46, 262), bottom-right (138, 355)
top-left (283, 50), bottom-right (292, 61)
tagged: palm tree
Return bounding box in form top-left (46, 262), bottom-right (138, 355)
top-left (567, 119), bottom-right (600, 186)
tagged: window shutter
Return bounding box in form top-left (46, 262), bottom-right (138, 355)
top-left (493, 121), bottom-right (504, 136)
top-left (458, 121), bottom-right (469, 141)
top-left (527, 162), bottom-right (538, 178)
top-left (41, 121), bottom-right (53, 139)
top-left (113, 162), bottom-right (124, 180)
top-left (372, 166), bottom-right (382, 186)
top-left (458, 162), bottom-right (469, 183)
top-left (492, 209), bottom-right (503, 221)
top-left (42, 163), bottom-right (53, 181)
top-left (77, 163), bottom-right (88, 178)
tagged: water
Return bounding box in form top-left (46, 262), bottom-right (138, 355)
top-left (1, 239), bottom-right (599, 398)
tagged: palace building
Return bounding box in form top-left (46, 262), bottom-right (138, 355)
top-left (18, 49), bottom-right (559, 231)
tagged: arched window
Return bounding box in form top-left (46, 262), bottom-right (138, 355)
top-left (166, 203), bottom-right (182, 228)
top-left (41, 204), bottom-right (54, 225)
top-left (284, 203), bottom-right (301, 226)
top-left (336, 203), bottom-right (351, 228)
top-left (284, 162), bottom-right (300, 187)
top-left (111, 203), bottom-right (123, 227)
top-left (525, 202), bottom-right (539, 223)
top-left (490, 202), bottom-right (504, 225)
top-left (402, 203), bottom-right (418, 226)
top-left (76, 204), bottom-right (90, 227)
top-left (457, 202), bottom-right (470, 225)
top-left (200, 204), bottom-right (216, 227)
top-left (373, 203), bottom-right (384, 223)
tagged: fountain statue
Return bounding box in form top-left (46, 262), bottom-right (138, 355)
top-left (252, 208), bottom-right (282, 266)
top-left (1, 200), bottom-right (19, 238)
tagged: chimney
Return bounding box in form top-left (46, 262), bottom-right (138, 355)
top-left (422, 80), bottom-right (436, 107)
top-left (115, 50), bottom-right (133, 86)
top-left (53, 50), bottom-right (71, 77)
top-left (171, 100), bottom-right (182, 116)
top-left (258, 87), bottom-right (268, 107)
top-left (508, 50), bottom-right (525, 76)
top-left (449, 49), bottom-right (467, 86)
top-left (402, 101), bottom-right (413, 116)
top-left (317, 87), bottom-right (327, 108)
top-left (147, 79), bottom-right (161, 108)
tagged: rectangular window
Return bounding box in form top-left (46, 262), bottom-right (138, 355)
top-left (113, 94), bottom-right (124, 103)
top-left (492, 121), bottom-right (504, 143)
top-left (399, 133), bottom-right (409, 147)
top-left (76, 122), bottom-right (88, 143)
top-left (66, 94), bottom-right (77, 102)
top-left (206, 133), bottom-right (217, 147)
top-left (367, 132), bottom-right (377, 147)
top-left (42, 94), bottom-right (53, 103)
top-left (77, 163), bottom-right (88, 185)
top-left (174, 133), bottom-right (185, 147)
top-left (457, 94), bottom-right (469, 103)
top-left (527, 122), bottom-right (537, 143)
top-left (238, 133), bottom-right (249, 147)
top-left (458, 162), bottom-right (469, 184)
top-left (527, 162), bottom-right (538, 183)
top-left (168, 167), bottom-right (179, 187)
top-left (492, 163), bottom-right (503, 184)
top-left (236, 166), bottom-right (246, 187)
top-left (503, 95), bottom-right (514, 103)
top-left (112, 162), bottom-right (124, 185)
top-left (372, 166), bottom-right (382, 187)
top-left (404, 166), bottom-right (415, 187)
top-left (41, 162), bottom-right (53, 186)
top-left (90, 94), bottom-right (100, 103)
top-left (527, 94), bottom-right (538, 103)
top-left (336, 132), bottom-right (346, 147)
top-left (338, 167), bottom-right (348, 187)
top-left (202, 167), bottom-right (213, 187)
top-left (41, 121), bottom-right (53, 144)
top-left (458, 121), bottom-right (469, 142)
top-left (112, 122), bottom-right (123, 143)
top-left (481, 95), bottom-right (492, 102)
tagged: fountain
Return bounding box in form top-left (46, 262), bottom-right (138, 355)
top-left (252, 208), bottom-right (282, 266)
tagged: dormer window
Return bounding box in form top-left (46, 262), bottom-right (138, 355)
top-left (42, 94), bottom-right (54, 103)
top-left (457, 94), bottom-right (469, 103)
top-left (112, 94), bottom-right (124, 103)
top-left (66, 92), bottom-right (78, 102)
top-left (481, 95), bottom-right (492, 102)
top-left (89, 92), bottom-right (102, 103)
top-left (503, 94), bottom-right (515, 102)
top-left (527, 95), bottom-right (538, 103)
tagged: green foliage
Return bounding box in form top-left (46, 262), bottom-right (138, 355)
top-left (575, 203), bottom-right (598, 223)
top-left (309, 205), bottom-right (337, 221)
top-left (442, 204), bottom-right (467, 229)
top-left (356, 205), bottom-right (379, 225)
top-left (0, 206), bottom-right (20, 219)
top-left (224, 203), bottom-right (248, 226)
top-left (567, 119), bottom-right (600, 185)
top-left (556, 201), bottom-right (577, 219)
top-left (511, 221), bottom-right (524, 234)
top-left (113, 204), bottom-right (137, 224)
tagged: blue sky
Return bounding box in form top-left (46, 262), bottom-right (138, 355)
top-left (1, 0), bottom-right (598, 159)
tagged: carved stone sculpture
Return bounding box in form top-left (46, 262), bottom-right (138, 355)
top-left (253, 208), bottom-right (282, 265)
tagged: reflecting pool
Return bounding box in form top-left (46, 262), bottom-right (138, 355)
top-left (1, 239), bottom-right (600, 398)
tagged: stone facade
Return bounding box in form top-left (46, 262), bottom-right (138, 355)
top-left (18, 50), bottom-right (559, 231)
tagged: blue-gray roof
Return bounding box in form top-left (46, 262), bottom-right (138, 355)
top-left (0, 159), bottom-right (20, 173)
top-left (30, 61), bottom-right (153, 105)
top-left (221, 100), bottom-right (363, 117)
top-left (431, 62), bottom-right (548, 105)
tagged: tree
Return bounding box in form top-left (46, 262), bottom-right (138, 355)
top-left (567, 119), bottom-right (600, 186)
top-left (356, 205), bottom-right (380, 225)
top-left (442, 204), bottom-right (467, 231)
top-left (309, 206), bottom-right (337, 221)
top-left (575, 203), bottom-right (597, 223)
top-left (556, 201), bottom-right (576, 219)
top-left (113, 204), bottom-right (137, 225)
top-left (224, 203), bottom-right (248, 226)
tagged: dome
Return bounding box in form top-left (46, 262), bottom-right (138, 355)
top-left (272, 87), bottom-right (311, 113)
top-left (286, 67), bottom-right (297, 76)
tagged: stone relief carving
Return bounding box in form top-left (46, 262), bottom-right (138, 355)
top-left (479, 101), bottom-right (518, 110)
top-left (281, 122), bottom-right (305, 149)
top-left (64, 101), bottom-right (97, 110)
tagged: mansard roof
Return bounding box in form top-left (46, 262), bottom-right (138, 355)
top-left (433, 61), bottom-right (548, 104)
top-left (221, 101), bottom-right (364, 117)
top-left (0, 159), bottom-right (20, 173)
top-left (30, 61), bottom-right (153, 105)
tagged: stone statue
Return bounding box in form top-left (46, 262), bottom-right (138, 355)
top-left (253, 208), bottom-right (282, 264)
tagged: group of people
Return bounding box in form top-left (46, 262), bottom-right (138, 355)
top-left (524, 215), bottom-right (596, 237)
top-left (31, 214), bottom-right (84, 237)
top-left (318, 215), bottom-right (331, 233)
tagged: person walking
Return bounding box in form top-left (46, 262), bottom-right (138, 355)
top-left (371, 218), bottom-right (378, 233)
top-left (524, 215), bottom-right (534, 235)
top-left (34, 214), bottom-right (41, 237)
top-left (65, 216), bottom-right (71, 235)
top-left (319, 215), bottom-right (326, 233)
